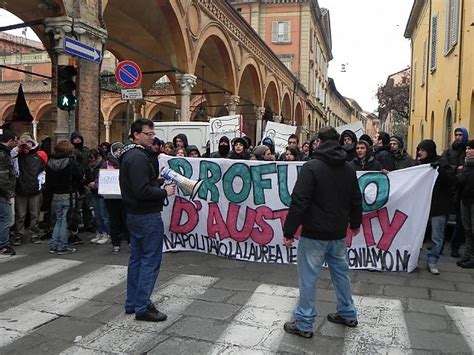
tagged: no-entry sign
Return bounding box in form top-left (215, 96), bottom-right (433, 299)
top-left (115, 60), bottom-right (142, 88)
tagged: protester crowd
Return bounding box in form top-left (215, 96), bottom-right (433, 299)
top-left (0, 126), bottom-right (473, 274)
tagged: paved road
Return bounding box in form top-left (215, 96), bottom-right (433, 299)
top-left (0, 235), bottom-right (473, 354)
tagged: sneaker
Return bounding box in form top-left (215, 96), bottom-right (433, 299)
top-left (456, 257), bottom-right (470, 266)
top-left (428, 263), bottom-right (440, 275)
top-left (11, 237), bottom-right (22, 246)
top-left (327, 313), bottom-right (358, 327)
top-left (283, 320), bottom-right (313, 338)
top-left (90, 233), bottom-right (102, 244)
top-left (459, 260), bottom-right (474, 269)
top-left (112, 246), bottom-right (120, 254)
top-left (70, 235), bottom-right (84, 245)
top-left (49, 248), bottom-right (57, 254)
top-left (0, 246), bottom-right (16, 256)
top-left (96, 234), bottom-right (111, 245)
top-left (56, 247), bottom-right (77, 255)
top-left (30, 235), bottom-right (42, 244)
top-left (125, 303), bottom-right (158, 315)
top-left (135, 310), bottom-right (167, 322)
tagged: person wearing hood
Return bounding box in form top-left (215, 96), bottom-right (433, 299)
top-left (211, 136), bottom-right (231, 158)
top-left (186, 145), bottom-right (201, 158)
top-left (261, 137), bottom-right (276, 160)
top-left (349, 140), bottom-right (382, 171)
top-left (147, 136), bottom-right (162, 173)
top-left (416, 139), bottom-right (455, 275)
top-left (12, 134), bottom-right (46, 246)
top-left (0, 130), bottom-right (17, 256)
top-left (202, 140), bottom-right (211, 158)
top-left (119, 118), bottom-right (176, 322)
top-left (102, 142), bottom-right (129, 254)
top-left (373, 131), bottom-right (395, 171)
top-left (172, 134), bottom-right (188, 149)
top-left (339, 130), bottom-right (357, 162)
top-left (283, 127), bottom-right (362, 339)
top-left (442, 127), bottom-right (469, 258)
top-left (389, 135), bottom-right (415, 170)
top-left (456, 140), bottom-right (474, 269)
top-left (70, 131), bottom-right (90, 164)
top-left (228, 137), bottom-right (251, 160)
top-left (44, 140), bottom-right (83, 255)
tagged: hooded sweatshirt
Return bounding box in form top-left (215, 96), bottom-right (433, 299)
top-left (349, 140), bottom-right (382, 171)
top-left (173, 134), bottom-right (189, 149)
top-left (339, 130), bottom-right (357, 162)
top-left (283, 140), bottom-right (362, 240)
top-left (211, 136), bottom-right (230, 158)
top-left (442, 127), bottom-right (469, 170)
top-left (44, 153), bottom-right (83, 195)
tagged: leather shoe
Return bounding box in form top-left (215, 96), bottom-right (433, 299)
top-left (125, 303), bottom-right (158, 315)
top-left (135, 310), bottom-right (167, 322)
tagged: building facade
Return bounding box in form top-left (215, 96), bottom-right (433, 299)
top-left (404, 0), bottom-right (473, 153)
top-left (326, 78), bottom-right (351, 127)
top-left (229, 0), bottom-right (333, 137)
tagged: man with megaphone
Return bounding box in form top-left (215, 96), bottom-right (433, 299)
top-left (119, 118), bottom-right (176, 323)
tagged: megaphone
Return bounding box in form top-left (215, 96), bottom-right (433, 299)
top-left (162, 167), bottom-right (203, 200)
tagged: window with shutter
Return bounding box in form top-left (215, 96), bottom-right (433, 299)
top-left (272, 21), bottom-right (290, 43)
top-left (450, 0), bottom-right (459, 47)
top-left (272, 22), bottom-right (278, 43)
top-left (430, 15), bottom-right (438, 72)
top-left (412, 61), bottom-right (417, 111)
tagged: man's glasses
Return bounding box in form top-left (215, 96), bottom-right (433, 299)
top-left (141, 131), bottom-right (155, 137)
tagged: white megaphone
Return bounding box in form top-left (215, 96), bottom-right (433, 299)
top-left (162, 167), bottom-right (204, 200)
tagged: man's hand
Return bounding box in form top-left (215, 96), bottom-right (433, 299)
top-left (283, 237), bottom-right (294, 248)
top-left (165, 184), bottom-right (176, 196)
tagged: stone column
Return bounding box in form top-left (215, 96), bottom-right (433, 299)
top-left (175, 74), bottom-right (197, 121)
top-left (104, 120), bottom-right (111, 143)
top-left (32, 120), bottom-right (38, 142)
top-left (225, 94), bottom-right (240, 116)
top-left (255, 107), bottom-right (265, 143)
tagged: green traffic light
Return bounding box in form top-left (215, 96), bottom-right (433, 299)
top-left (58, 94), bottom-right (77, 110)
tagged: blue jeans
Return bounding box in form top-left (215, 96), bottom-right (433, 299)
top-left (294, 237), bottom-right (357, 332)
top-left (125, 212), bottom-right (164, 315)
top-left (91, 195), bottom-right (110, 235)
top-left (0, 198), bottom-right (13, 248)
top-left (49, 194), bottom-right (70, 251)
top-left (428, 215), bottom-right (447, 264)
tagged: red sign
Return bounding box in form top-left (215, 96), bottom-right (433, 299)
top-left (115, 60), bottom-right (142, 89)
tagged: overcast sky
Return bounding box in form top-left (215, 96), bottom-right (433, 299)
top-left (318, 0), bottom-right (413, 112)
top-left (1, 2), bottom-right (413, 112)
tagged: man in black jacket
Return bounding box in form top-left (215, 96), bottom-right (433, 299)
top-left (120, 118), bottom-right (175, 322)
top-left (283, 126), bottom-right (362, 339)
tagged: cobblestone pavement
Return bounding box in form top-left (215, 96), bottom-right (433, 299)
top-left (0, 234), bottom-right (473, 354)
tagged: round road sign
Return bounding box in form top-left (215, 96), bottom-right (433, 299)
top-left (115, 60), bottom-right (142, 88)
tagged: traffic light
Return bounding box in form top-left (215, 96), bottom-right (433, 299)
top-left (57, 65), bottom-right (77, 111)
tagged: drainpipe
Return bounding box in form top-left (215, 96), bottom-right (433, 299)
top-left (456, 0), bottom-right (464, 107)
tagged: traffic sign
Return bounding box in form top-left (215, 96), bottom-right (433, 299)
top-left (121, 88), bottom-right (143, 100)
top-left (115, 60), bottom-right (142, 89)
top-left (64, 37), bottom-right (101, 63)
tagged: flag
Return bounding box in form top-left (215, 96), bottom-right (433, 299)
top-left (11, 84), bottom-right (33, 123)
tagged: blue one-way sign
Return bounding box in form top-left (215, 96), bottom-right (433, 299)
top-left (64, 37), bottom-right (101, 63)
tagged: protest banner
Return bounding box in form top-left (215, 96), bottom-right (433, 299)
top-left (336, 121), bottom-right (365, 139)
top-left (263, 121), bottom-right (297, 154)
top-left (98, 169), bottom-right (121, 198)
top-left (159, 155), bottom-right (437, 272)
top-left (209, 115), bottom-right (242, 153)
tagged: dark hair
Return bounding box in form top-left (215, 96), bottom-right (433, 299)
top-left (288, 134), bottom-right (299, 143)
top-left (88, 148), bottom-right (101, 161)
top-left (129, 118), bottom-right (154, 139)
top-left (286, 146), bottom-right (300, 160)
top-left (0, 129), bottom-right (16, 143)
top-left (317, 126), bottom-right (339, 142)
top-left (54, 140), bottom-right (74, 154)
top-left (378, 132), bottom-right (390, 146)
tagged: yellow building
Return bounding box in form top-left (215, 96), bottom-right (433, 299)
top-left (404, 0), bottom-right (474, 154)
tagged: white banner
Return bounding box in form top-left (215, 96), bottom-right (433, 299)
top-left (159, 156), bottom-right (437, 272)
top-left (336, 121), bottom-right (365, 139)
top-left (263, 121), bottom-right (297, 154)
top-left (209, 115), bottom-right (242, 153)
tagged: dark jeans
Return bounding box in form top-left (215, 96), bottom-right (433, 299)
top-left (105, 199), bottom-right (129, 247)
top-left (125, 212), bottom-right (164, 315)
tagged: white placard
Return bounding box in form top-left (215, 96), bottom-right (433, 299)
top-left (209, 115), bottom-right (242, 153)
top-left (263, 121), bottom-right (297, 154)
top-left (336, 121), bottom-right (365, 139)
top-left (98, 169), bottom-right (121, 198)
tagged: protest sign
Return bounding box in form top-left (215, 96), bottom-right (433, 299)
top-left (336, 121), bottom-right (365, 139)
top-left (159, 155), bottom-right (437, 272)
top-left (263, 121), bottom-right (297, 154)
top-left (98, 169), bottom-right (121, 198)
top-left (209, 115), bottom-right (242, 153)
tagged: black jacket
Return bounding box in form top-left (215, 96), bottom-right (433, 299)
top-left (45, 154), bottom-right (83, 196)
top-left (349, 155), bottom-right (382, 171)
top-left (339, 130), bottom-right (357, 162)
top-left (374, 145), bottom-right (396, 171)
top-left (456, 158), bottom-right (474, 205)
top-left (16, 148), bottom-right (45, 195)
top-left (283, 140), bottom-right (362, 240)
top-left (119, 144), bottom-right (167, 214)
top-left (0, 144), bottom-right (15, 199)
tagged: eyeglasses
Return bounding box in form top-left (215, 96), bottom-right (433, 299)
top-left (141, 131), bottom-right (155, 137)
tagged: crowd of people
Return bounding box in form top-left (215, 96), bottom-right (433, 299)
top-left (0, 125), bottom-right (473, 274)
